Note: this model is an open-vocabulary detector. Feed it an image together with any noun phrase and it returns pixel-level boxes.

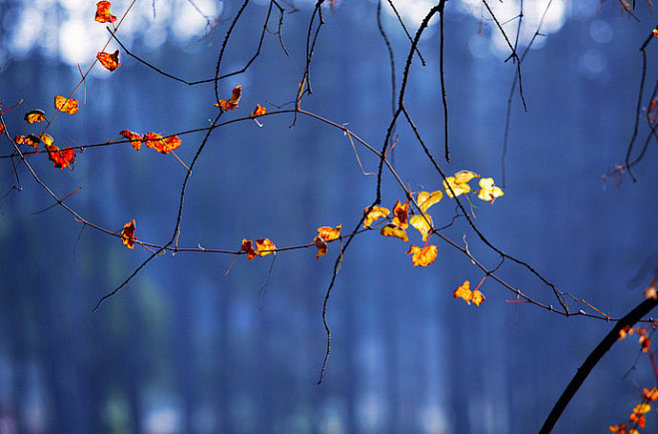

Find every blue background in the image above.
[1,1,657,432]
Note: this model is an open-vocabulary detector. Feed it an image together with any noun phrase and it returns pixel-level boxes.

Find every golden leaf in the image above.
[405,244,437,267]
[363,206,390,227]
[317,224,341,242]
[97,50,120,72]
[24,109,46,124]
[380,223,409,242]
[409,214,433,242]
[256,238,276,257]
[54,96,79,114]
[477,177,504,203]
[417,190,443,212]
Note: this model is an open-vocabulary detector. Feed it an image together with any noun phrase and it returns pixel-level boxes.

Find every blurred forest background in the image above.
[0,0,657,432]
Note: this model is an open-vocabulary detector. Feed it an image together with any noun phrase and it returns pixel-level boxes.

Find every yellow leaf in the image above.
[443,170,479,198]
[454,170,479,184]
[477,177,504,203]
[256,238,276,257]
[634,403,651,415]
[363,206,390,227]
[38,133,54,146]
[405,244,437,267]
[417,190,443,212]
[409,214,433,241]
[317,224,341,242]
[380,223,409,242]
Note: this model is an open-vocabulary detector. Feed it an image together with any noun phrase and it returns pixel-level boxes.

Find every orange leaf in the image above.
[143,132,182,154]
[619,325,631,340]
[120,129,144,151]
[46,144,75,169]
[453,280,472,304]
[54,96,79,114]
[471,289,485,306]
[256,238,276,257]
[630,413,645,428]
[97,50,120,72]
[314,236,328,259]
[21,134,41,149]
[363,205,390,227]
[405,244,437,267]
[24,109,46,123]
[241,239,258,260]
[251,104,266,117]
[317,224,341,242]
[214,85,242,111]
[643,387,658,401]
[380,223,409,242]
[392,200,409,229]
[120,219,137,249]
[95,1,117,23]
[633,403,651,415]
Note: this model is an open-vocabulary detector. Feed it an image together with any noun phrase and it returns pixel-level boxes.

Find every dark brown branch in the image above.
[540,296,658,433]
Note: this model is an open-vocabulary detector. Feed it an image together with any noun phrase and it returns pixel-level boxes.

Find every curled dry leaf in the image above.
[380,223,409,242]
[215,85,242,111]
[16,134,41,149]
[251,104,266,117]
[97,50,120,72]
[54,96,79,114]
[95,1,117,23]
[241,239,258,260]
[120,219,137,249]
[314,236,328,259]
[405,244,437,267]
[363,205,390,227]
[24,109,46,124]
[392,200,409,229]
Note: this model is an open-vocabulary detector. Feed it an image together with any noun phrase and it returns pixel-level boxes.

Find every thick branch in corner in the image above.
[540,294,658,433]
